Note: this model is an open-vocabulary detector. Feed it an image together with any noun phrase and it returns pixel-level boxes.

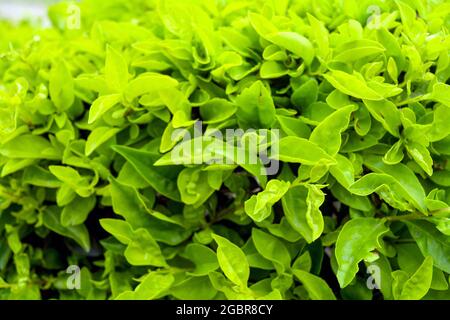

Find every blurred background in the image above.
[0,0,61,25]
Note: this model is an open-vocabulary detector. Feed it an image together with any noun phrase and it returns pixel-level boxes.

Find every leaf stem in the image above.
[209,203,244,225]
[385,213,426,221]
[395,94,428,107]
[385,207,450,222]
[431,207,450,217]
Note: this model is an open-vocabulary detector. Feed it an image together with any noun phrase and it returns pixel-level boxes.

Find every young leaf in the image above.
[293,269,336,300]
[407,221,450,274]
[112,145,181,201]
[309,104,358,156]
[395,256,433,300]
[125,73,178,101]
[251,228,291,273]
[324,70,383,101]
[43,206,90,251]
[49,60,74,110]
[105,45,128,92]
[212,234,249,288]
[244,179,290,222]
[88,94,122,124]
[133,272,174,300]
[272,136,336,165]
[61,195,96,227]
[281,184,325,243]
[182,243,219,276]
[266,32,314,65]
[85,126,121,156]
[335,218,389,288]
[235,80,276,129]
[125,229,166,267]
[0,135,61,160]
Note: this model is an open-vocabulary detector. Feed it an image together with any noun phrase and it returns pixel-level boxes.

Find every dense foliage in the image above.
[0,0,449,300]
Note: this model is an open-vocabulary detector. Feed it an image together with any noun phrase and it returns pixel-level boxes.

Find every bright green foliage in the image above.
[0,0,449,301]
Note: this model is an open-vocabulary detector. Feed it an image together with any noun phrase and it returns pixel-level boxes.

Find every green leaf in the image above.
[430,82,450,107]
[133,272,174,300]
[112,145,181,201]
[61,195,96,227]
[276,115,311,138]
[0,135,61,160]
[99,218,134,244]
[430,170,450,187]
[266,32,314,65]
[248,12,278,39]
[307,13,329,59]
[251,228,291,273]
[1,158,36,177]
[212,234,249,288]
[335,218,389,288]
[178,167,215,207]
[329,154,355,188]
[105,45,128,92]
[349,173,417,212]
[109,177,152,228]
[110,177,191,245]
[100,219,166,267]
[281,184,325,243]
[363,99,401,137]
[293,269,337,300]
[310,104,357,156]
[244,179,290,222]
[43,206,90,251]
[291,79,318,109]
[182,243,219,276]
[85,126,121,156]
[407,221,450,273]
[23,166,62,188]
[49,60,74,110]
[330,183,373,212]
[273,136,336,165]
[154,136,268,187]
[49,165,93,197]
[395,256,433,300]
[125,73,178,101]
[88,94,122,124]
[125,228,166,266]
[333,39,385,63]
[427,104,450,142]
[260,60,288,79]
[384,140,404,164]
[242,239,274,270]
[405,141,433,176]
[199,98,237,124]
[324,70,383,100]
[235,81,276,129]
[171,276,217,300]
[366,254,393,299]
[364,155,427,213]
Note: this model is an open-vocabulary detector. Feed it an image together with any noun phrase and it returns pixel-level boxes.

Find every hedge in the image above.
[0,0,449,300]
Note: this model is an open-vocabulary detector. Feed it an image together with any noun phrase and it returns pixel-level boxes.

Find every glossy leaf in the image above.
[293,269,336,300]
[335,218,389,288]
[213,234,249,288]
[282,184,325,243]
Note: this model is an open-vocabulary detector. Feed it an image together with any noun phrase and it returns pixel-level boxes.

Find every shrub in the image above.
[0,0,449,300]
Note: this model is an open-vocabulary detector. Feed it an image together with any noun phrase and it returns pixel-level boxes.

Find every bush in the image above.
[0,0,449,300]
